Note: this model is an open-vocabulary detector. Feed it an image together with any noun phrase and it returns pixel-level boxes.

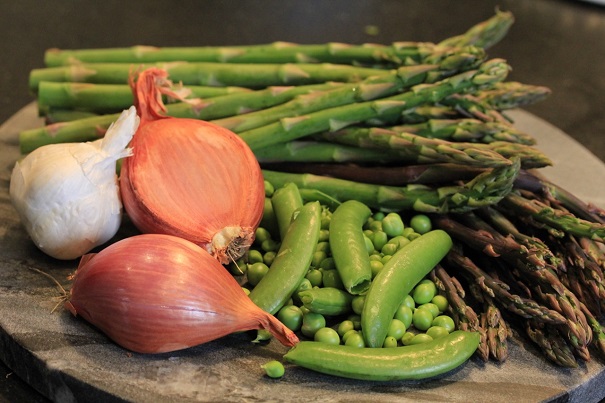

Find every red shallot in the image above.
[64,233,299,354]
[119,68,265,265]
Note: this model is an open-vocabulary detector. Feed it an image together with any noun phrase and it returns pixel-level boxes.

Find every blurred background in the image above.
[0,0,604,401]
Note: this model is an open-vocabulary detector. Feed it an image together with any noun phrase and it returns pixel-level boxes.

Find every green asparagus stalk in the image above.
[388,118,536,145]
[213,46,487,132]
[438,9,515,49]
[20,82,340,153]
[42,11,511,67]
[37,81,252,114]
[262,158,519,213]
[259,159,486,186]
[322,126,550,168]
[475,81,551,110]
[439,93,512,123]
[501,191,605,241]
[28,61,392,92]
[239,59,511,151]
[44,109,99,123]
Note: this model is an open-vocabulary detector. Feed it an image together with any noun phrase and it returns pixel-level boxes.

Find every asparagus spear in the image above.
[239,59,511,151]
[524,320,578,368]
[213,46,487,132]
[259,159,486,186]
[42,11,513,66]
[501,191,605,241]
[388,118,536,145]
[475,81,551,110]
[262,158,519,213]
[28,61,393,92]
[322,127,550,168]
[37,81,252,114]
[20,82,340,153]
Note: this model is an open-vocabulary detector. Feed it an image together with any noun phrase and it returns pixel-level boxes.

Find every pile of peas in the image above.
[231,195,457,352]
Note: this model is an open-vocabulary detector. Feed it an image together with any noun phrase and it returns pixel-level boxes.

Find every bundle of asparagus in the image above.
[18,9,605,367]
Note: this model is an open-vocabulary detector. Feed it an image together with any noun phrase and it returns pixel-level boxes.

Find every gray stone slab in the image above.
[1,104,605,402]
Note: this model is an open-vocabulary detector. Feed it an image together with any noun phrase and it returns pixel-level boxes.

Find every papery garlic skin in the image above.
[9,106,139,260]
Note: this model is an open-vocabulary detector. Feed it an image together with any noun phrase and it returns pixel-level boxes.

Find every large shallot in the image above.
[65,233,299,354]
[119,68,265,264]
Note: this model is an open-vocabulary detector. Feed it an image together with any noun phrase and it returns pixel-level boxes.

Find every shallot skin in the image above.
[120,68,265,265]
[65,234,298,354]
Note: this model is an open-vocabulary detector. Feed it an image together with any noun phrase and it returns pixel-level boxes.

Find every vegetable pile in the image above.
[10,9,605,383]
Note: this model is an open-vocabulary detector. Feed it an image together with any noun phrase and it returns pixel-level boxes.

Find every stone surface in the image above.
[1,104,605,402]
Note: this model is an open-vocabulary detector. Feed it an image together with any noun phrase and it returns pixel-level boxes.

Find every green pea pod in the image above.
[361,229,452,348]
[329,200,373,295]
[249,201,322,315]
[284,330,479,381]
[271,182,304,241]
[298,287,353,316]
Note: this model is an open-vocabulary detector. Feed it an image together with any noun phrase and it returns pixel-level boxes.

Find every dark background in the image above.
[1,0,604,401]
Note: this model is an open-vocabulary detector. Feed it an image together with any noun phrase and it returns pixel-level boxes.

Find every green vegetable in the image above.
[314,327,341,345]
[329,200,373,295]
[249,201,322,315]
[298,287,353,316]
[361,230,453,348]
[301,312,327,338]
[284,330,480,381]
[261,360,285,379]
[271,182,304,241]
[276,305,304,331]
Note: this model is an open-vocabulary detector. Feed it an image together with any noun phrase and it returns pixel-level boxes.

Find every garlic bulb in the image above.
[9,106,139,260]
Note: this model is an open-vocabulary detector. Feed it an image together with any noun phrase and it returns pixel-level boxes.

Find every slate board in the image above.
[1,104,605,403]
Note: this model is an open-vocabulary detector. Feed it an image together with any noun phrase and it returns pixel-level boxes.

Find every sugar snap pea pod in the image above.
[284,330,479,381]
[298,287,353,316]
[329,200,373,295]
[362,229,453,348]
[271,182,304,241]
[249,201,322,315]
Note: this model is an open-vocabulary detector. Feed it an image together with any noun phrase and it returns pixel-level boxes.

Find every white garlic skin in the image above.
[9,107,139,260]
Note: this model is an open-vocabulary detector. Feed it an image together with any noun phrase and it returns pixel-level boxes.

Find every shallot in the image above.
[9,107,139,259]
[119,68,265,264]
[64,233,299,354]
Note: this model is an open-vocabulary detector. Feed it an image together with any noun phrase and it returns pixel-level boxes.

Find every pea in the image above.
[301,312,326,338]
[311,251,327,268]
[363,235,375,254]
[318,229,330,242]
[382,213,404,237]
[337,320,355,337]
[412,281,437,305]
[417,302,440,318]
[264,181,275,197]
[367,220,383,232]
[408,232,422,241]
[402,295,415,310]
[432,315,456,333]
[369,253,382,262]
[319,257,336,271]
[401,331,415,346]
[342,329,359,344]
[387,235,410,250]
[255,227,272,245]
[247,249,264,264]
[322,269,344,289]
[228,258,247,276]
[412,308,434,331]
[372,211,385,221]
[351,295,365,315]
[383,336,398,348]
[314,327,341,345]
[380,255,392,265]
[380,242,398,256]
[347,314,361,330]
[315,241,330,253]
[277,305,303,331]
[261,238,279,252]
[394,305,413,329]
[431,295,449,313]
[261,360,285,379]
[344,332,366,348]
[410,214,432,234]
[371,231,388,251]
[263,251,276,266]
[407,333,433,345]
[253,329,272,343]
[306,268,323,287]
[370,260,383,278]
[426,325,450,340]
[247,262,269,287]
[387,319,406,340]
[242,287,250,296]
